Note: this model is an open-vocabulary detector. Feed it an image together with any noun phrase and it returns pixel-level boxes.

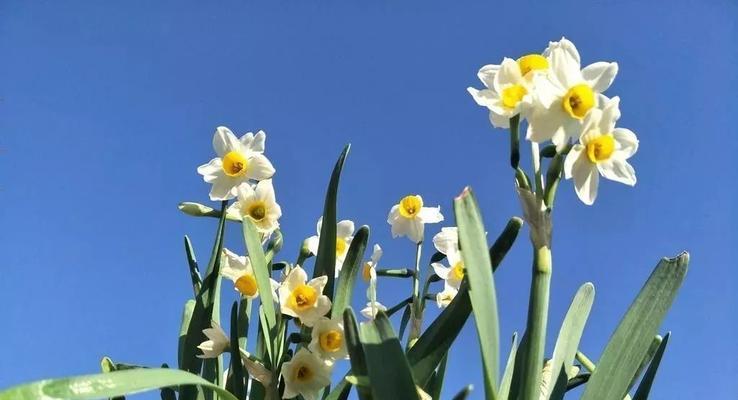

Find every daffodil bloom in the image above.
[220,248,259,299]
[387,195,444,243]
[467,54,550,128]
[197,127,275,201]
[527,38,618,147]
[281,348,332,400]
[226,180,282,235]
[308,317,348,363]
[362,244,382,282]
[306,217,355,277]
[277,265,331,327]
[197,321,229,359]
[564,97,638,205]
[431,227,464,288]
[435,285,459,308]
[360,265,387,320]
[360,301,388,320]
[239,349,272,386]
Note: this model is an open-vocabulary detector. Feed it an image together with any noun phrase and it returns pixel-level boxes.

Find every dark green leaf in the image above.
[226,302,246,399]
[633,333,671,400]
[451,385,474,400]
[243,219,278,362]
[343,308,371,400]
[332,226,369,319]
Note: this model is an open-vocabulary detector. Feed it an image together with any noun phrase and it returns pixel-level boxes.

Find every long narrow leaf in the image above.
[498,333,518,400]
[626,335,663,395]
[454,187,499,400]
[342,308,371,400]
[226,302,246,399]
[332,226,369,319]
[452,385,474,400]
[632,333,671,400]
[178,299,196,370]
[0,369,239,400]
[581,253,689,400]
[243,219,277,361]
[184,235,202,295]
[314,145,350,300]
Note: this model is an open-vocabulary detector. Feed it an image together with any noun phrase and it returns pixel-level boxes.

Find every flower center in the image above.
[362,263,373,282]
[222,151,248,177]
[517,54,549,76]
[562,84,595,119]
[319,329,343,353]
[288,284,318,312]
[586,134,616,163]
[246,201,267,221]
[501,84,528,109]
[451,261,465,281]
[295,364,313,383]
[398,195,423,219]
[235,274,258,297]
[336,237,348,257]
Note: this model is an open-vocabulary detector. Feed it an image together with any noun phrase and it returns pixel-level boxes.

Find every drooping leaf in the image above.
[0,368,240,400]
[498,333,518,400]
[547,283,595,400]
[360,312,420,400]
[633,333,671,400]
[581,253,689,400]
[454,187,499,400]
[332,226,369,319]
[314,144,351,300]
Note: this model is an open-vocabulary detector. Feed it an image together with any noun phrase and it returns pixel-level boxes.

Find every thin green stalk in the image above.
[531,142,544,200]
[520,245,552,400]
[576,351,596,373]
[509,115,521,169]
[407,241,424,347]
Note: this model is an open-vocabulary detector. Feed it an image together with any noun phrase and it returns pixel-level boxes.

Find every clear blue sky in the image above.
[1,1,736,399]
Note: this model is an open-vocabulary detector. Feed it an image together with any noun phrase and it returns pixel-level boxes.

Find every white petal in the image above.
[418,206,444,223]
[245,154,275,181]
[489,109,511,129]
[209,177,238,201]
[563,145,585,179]
[197,158,223,182]
[598,157,636,186]
[571,158,599,205]
[526,106,566,144]
[582,62,618,93]
[308,276,328,295]
[406,219,425,243]
[431,262,451,280]
[254,179,276,203]
[306,235,320,256]
[492,58,522,93]
[285,266,308,290]
[336,220,355,238]
[468,87,498,108]
[370,244,383,264]
[598,96,621,133]
[477,64,500,87]
[612,128,639,158]
[213,126,240,157]
[432,227,458,255]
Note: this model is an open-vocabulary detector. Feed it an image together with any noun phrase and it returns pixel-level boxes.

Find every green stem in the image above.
[509,114,521,169]
[376,268,414,278]
[407,241,423,347]
[576,351,596,373]
[520,245,552,400]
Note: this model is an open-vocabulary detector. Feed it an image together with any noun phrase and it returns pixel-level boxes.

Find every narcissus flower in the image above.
[527,38,618,147]
[306,217,355,277]
[430,227,463,307]
[197,127,275,201]
[362,244,383,282]
[197,321,229,359]
[360,301,388,320]
[387,195,444,243]
[281,348,332,400]
[361,264,387,320]
[564,97,638,205]
[468,54,550,128]
[277,266,331,327]
[435,286,459,309]
[220,248,259,299]
[226,180,282,235]
[308,317,348,363]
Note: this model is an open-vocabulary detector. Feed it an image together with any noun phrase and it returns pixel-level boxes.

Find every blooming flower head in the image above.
[306,217,355,277]
[387,195,444,243]
[197,321,229,359]
[360,263,387,320]
[197,127,275,201]
[308,317,349,363]
[468,53,551,128]
[362,244,383,282]
[430,227,464,307]
[436,285,459,309]
[277,266,331,327]
[281,348,332,400]
[564,96,638,205]
[220,248,259,299]
[226,180,282,235]
[527,38,619,147]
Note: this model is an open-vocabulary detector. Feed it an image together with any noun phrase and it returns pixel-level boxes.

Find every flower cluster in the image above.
[468,37,638,205]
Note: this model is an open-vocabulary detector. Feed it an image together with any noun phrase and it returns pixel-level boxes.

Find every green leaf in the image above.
[451,385,474,400]
[0,368,240,400]
[489,217,524,269]
[243,219,278,362]
[547,283,595,400]
[361,312,420,400]
[332,226,369,319]
[184,235,202,295]
[238,298,252,350]
[498,333,518,400]
[424,352,448,400]
[314,144,351,299]
[343,308,371,400]
[178,299,196,369]
[633,333,671,400]
[226,302,246,399]
[626,334,662,395]
[398,304,412,341]
[454,187,499,400]
[581,253,689,400]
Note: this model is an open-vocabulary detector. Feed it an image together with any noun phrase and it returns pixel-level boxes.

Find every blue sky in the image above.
[1,1,736,399]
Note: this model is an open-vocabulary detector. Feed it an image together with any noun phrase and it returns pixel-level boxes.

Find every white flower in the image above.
[563,96,638,205]
[435,285,459,308]
[361,244,383,282]
[239,349,273,386]
[306,217,355,277]
[527,38,618,147]
[361,263,387,320]
[387,195,444,243]
[197,321,229,359]
[308,317,349,363]
[220,248,259,299]
[281,348,332,400]
[430,227,464,292]
[276,266,332,327]
[226,180,282,235]
[360,301,388,320]
[468,54,550,128]
[197,127,276,201]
